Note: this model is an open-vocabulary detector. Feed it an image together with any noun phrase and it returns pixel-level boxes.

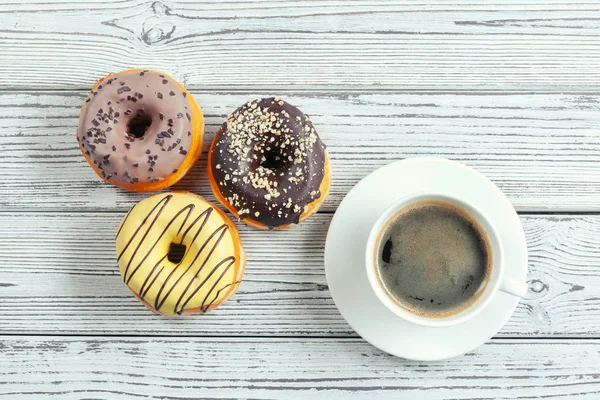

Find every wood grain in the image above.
[1,91,599,212]
[1,212,598,337]
[2,1,599,397]
[1,1,600,90]
[1,337,599,399]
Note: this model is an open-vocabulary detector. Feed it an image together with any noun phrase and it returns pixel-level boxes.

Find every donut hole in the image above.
[127,110,152,138]
[167,242,187,264]
[260,148,286,170]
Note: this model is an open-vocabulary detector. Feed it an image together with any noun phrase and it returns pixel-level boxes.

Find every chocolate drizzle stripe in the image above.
[178,256,236,314]
[116,203,136,239]
[125,203,195,285]
[200,279,241,313]
[142,265,167,300]
[179,207,213,244]
[153,208,214,310]
[139,254,168,299]
[193,225,229,280]
[176,203,195,236]
[171,225,229,313]
[118,195,172,264]
[157,222,228,312]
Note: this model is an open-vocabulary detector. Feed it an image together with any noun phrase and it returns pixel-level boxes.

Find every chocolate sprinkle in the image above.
[77,70,195,185]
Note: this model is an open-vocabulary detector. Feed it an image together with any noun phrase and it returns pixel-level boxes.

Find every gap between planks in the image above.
[0,333,599,340]
[3,87,600,95]
[1,210,600,215]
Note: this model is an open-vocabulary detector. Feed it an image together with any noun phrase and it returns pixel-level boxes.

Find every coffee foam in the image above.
[373,200,492,319]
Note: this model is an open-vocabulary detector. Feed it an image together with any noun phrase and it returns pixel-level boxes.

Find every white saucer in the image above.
[324,157,528,361]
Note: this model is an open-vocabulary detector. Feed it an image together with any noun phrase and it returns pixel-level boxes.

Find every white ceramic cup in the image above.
[365,192,528,328]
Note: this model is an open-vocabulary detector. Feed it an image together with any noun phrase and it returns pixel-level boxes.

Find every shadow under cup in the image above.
[365,193,525,328]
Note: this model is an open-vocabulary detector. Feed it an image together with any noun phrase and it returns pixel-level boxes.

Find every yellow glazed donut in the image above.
[115,191,246,315]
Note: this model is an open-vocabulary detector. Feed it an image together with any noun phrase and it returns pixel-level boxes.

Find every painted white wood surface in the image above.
[1,91,599,212]
[1,337,600,399]
[1,0,600,397]
[0,213,598,337]
[1,1,600,90]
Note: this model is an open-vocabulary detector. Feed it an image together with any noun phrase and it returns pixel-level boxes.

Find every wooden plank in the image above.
[1,337,599,399]
[1,1,600,90]
[1,212,598,337]
[1,91,599,212]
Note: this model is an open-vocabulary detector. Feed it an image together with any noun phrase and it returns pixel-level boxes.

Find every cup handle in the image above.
[499,276,528,298]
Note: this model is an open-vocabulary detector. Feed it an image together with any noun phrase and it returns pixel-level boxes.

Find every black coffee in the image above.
[374,200,491,318]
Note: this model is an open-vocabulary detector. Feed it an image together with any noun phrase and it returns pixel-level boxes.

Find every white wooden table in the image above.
[1,1,600,398]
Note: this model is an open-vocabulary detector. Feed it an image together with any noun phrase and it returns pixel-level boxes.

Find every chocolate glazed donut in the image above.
[208,97,331,229]
[76,69,204,192]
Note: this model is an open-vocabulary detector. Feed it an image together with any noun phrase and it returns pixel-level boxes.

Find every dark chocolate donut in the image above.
[208,97,329,229]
